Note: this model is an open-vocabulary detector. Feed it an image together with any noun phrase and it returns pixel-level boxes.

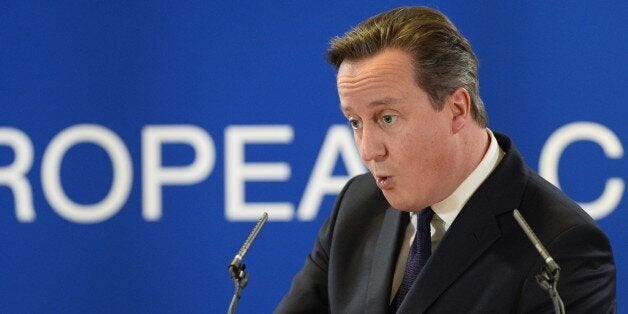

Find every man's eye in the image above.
[382,115,397,124]
[349,119,361,129]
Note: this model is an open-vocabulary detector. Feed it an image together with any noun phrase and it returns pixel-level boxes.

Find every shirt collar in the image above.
[430,129,505,229]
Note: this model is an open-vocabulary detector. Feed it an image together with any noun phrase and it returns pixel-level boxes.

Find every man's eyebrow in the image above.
[341,97,401,112]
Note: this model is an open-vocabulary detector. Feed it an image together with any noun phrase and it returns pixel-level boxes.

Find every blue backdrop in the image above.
[1,1,626,313]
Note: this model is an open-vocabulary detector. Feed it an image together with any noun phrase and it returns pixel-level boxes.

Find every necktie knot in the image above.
[417,207,434,233]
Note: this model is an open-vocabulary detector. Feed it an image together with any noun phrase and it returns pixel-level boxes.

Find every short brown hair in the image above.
[327,6,488,127]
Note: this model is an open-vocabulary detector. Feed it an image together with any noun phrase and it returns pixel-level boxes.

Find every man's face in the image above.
[338,49,459,212]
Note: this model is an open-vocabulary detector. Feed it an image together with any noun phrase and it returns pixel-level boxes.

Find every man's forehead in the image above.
[337,49,414,77]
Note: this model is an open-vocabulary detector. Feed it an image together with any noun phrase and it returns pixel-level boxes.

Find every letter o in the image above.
[42,124,132,223]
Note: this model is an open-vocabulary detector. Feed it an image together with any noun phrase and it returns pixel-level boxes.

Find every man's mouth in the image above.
[375,175,392,190]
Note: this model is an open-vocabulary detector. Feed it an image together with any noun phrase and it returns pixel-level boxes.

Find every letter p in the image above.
[142,125,215,221]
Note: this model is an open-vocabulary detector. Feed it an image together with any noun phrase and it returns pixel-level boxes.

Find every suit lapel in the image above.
[365,207,407,313]
[398,132,529,313]
[399,188,501,313]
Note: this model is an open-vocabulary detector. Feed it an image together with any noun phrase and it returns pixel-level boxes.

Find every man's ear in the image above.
[449,87,471,134]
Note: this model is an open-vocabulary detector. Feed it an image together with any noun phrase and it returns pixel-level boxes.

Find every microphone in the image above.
[229,212,269,280]
[513,209,565,314]
[227,212,269,314]
[513,209,559,275]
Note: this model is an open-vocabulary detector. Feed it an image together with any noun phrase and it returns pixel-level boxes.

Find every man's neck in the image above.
[456,124,491,188]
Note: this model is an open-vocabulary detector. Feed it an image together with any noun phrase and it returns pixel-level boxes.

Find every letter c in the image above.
[539,122,624,220]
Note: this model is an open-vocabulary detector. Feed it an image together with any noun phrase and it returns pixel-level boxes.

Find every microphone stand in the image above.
[535,265,564,314]
[513,209,565,314]
[227,212,268,314]
[227,263,248,314]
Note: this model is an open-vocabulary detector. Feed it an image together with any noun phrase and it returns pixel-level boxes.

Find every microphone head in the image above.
[229,255,244,279]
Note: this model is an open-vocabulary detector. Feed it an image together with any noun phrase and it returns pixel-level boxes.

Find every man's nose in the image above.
[359,126,386,162]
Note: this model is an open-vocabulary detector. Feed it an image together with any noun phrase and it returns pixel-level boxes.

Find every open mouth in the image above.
[375,176,392,189]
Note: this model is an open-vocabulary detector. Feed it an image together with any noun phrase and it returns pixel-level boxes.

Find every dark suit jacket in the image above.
[276,133,616,313]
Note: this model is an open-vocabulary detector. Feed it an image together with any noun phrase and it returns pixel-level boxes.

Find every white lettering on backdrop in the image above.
[539,121,624,220]
[0,122,623,222]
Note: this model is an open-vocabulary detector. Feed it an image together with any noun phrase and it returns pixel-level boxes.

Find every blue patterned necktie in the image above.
[392,207,435,312]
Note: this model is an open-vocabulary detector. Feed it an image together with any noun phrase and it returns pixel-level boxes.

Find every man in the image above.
[276,6,615,313]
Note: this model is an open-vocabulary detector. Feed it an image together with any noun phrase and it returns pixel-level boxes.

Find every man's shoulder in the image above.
[492,131,596,227]
[489,132,602,242]
[523,171,595,223]
[517,170,603,248]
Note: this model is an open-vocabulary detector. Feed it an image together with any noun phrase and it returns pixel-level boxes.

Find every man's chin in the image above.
[383,195,423,213]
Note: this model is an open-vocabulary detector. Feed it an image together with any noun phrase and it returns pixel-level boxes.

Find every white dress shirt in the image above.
[390,129,505,302]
